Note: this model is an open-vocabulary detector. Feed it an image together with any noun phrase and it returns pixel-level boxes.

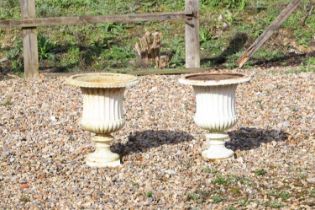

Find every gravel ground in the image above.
[0,67,314,209]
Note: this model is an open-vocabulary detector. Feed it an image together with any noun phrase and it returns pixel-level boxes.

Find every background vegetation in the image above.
[0,0,314,73]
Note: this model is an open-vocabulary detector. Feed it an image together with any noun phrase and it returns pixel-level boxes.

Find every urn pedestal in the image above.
[67,73,138,167]
[179,73,251,160]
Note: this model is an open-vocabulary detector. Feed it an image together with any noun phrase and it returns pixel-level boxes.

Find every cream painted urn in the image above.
[179,72,251,160]
[67,73,138,167]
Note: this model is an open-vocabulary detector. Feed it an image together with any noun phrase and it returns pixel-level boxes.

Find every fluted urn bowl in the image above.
[179,72,251,160]
[67,73,138,167]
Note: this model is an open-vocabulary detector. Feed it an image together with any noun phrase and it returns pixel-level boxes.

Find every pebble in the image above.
[307,177,315,184]
[0,67,314,209]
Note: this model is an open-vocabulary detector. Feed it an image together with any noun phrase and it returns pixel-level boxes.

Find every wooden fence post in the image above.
[20,0,39,79]
[185,0,200,68]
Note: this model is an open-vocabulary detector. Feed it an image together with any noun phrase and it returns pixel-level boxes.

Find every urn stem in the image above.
[85,134,121,167]
[93,134,112,150]
[202,133,234,160]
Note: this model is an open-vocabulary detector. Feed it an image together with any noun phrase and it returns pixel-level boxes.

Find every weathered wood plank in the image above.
[237,0,301,68]
[20,0,39,79]
[43,68,211,78]
[185,0,200,68]
[0,12,191,28]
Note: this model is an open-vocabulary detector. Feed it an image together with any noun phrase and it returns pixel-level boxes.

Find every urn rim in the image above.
[179,72,252,86]
[66,73,138,88]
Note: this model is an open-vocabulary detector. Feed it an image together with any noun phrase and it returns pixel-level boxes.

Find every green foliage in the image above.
[100,46,134,68]
[212,174,247,186]
[202,0,248,10]
[5,40,23,73]
[101,23,126,36]
[187,192,201,202]
[202,166,219,174]
[265,200,284,209]
[254,50,285,61]
[211,195,224,203]
[254,169,267,176]
[146,191,153,198]
[213,175,231,186]
[212,174,253,189]
[135,0,184,12]
[60,46,80,67]
[0,0,20,19]
[279,191,290,201]
[268,190,290,201]
[102,46,133,60]
[298,57,315,73]
[305,56,315,64]
[0,96,13,107]
[238,199,250,206]
[200,27,212,45]
[38,34,56,60]
[1,0,314,72]
[284,5,315,47]
[169,37,185,68]
[186,190,211,203]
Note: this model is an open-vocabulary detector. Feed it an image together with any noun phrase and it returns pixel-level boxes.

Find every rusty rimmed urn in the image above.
[67,73,138,167]
[179,72,251,160]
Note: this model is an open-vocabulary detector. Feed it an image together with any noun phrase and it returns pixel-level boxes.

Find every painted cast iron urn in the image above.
[179,72,251,160]
[67,73,138,167]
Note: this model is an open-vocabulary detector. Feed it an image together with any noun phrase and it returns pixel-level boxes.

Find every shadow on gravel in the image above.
[226,127,289,151]
[111,130,194,157]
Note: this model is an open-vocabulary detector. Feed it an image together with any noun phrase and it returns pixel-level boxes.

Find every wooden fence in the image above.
[0,0,200,79]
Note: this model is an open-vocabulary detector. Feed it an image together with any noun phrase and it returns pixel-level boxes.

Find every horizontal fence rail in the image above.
[0,12,194,28]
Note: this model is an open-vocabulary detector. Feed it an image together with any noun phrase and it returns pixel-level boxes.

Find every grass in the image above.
[211,194,224,204]
[187,190,211,203]
[146,191,153,198]
[0,96,13,107]
[212,175,232,186]
[212,174,252,187]
[301,56,315,72]
[184,171,309,208]
[254,168,267,176]
[186,173,253,205]
[187,192,202,202]
[265,200,284,209]
[0,0,314,73]
[202,166,219,174]
[238,199,250,206]
[268,190,291,201]
[286,56,315,73]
